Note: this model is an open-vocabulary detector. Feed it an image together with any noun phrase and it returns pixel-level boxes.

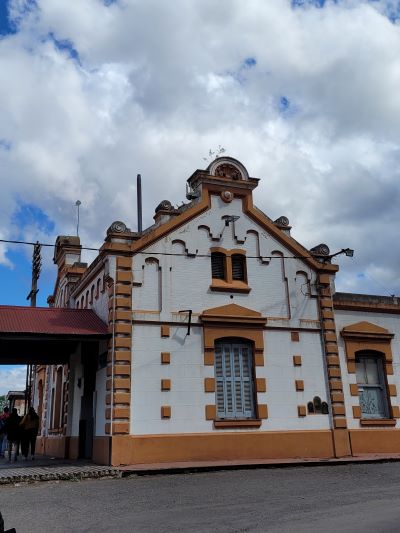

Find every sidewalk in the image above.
[2,453,400,484]
[0,455,120,484]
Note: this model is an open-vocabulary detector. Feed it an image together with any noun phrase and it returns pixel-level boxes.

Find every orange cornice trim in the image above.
[341,321,394,341]
[334,301,400,314]
[130,189,211,254]
[98,181,337,276]
[242,193,338,273]
[200,303,267,326]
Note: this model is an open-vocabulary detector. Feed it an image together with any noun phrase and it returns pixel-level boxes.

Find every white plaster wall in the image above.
[130,193,328,436]
[131,324,330,435]
[132,196,319,325]
[94,367,107,436]
[264,330,330,430]
[335,309,400,429]
[131,324,214,434]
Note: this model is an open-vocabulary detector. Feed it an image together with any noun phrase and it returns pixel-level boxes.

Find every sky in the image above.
[1,0,400,393]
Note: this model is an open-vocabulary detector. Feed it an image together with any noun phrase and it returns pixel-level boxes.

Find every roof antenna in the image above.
[75,200,81,237]
[137,174,143,233]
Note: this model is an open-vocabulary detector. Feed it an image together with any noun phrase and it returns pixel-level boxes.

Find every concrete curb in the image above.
[0,465,121,485]
[119,455,400,477]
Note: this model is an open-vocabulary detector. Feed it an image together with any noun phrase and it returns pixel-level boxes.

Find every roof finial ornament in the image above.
[202,145,226,162]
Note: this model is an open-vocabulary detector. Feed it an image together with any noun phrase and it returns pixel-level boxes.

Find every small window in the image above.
[211,252,226,280]
[307,401,314,414]
[231,254,246,281]
[96,279,101,299]
[356,354,389,419]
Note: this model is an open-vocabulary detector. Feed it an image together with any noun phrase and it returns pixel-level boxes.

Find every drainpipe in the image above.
[110,275,116,445]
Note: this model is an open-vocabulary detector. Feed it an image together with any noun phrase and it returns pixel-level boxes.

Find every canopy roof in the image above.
[0,306,109,364]
[0,306,108,336]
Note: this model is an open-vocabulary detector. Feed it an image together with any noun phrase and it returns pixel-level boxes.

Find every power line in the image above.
[0,237,324,260]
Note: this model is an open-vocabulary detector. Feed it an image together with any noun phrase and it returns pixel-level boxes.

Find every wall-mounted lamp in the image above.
[310,244,354,263]
[329,248,354,260]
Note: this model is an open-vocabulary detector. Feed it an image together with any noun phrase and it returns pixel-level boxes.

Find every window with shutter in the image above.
[355,354,389,419]
[215,340,255,419]
[231,254,246,281]
[211,252,226,279]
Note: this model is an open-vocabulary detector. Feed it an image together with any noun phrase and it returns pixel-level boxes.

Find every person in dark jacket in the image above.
[20,407,40,460]
[5,409,21,462]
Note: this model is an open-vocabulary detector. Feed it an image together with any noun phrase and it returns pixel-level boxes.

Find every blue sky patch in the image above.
[0,139,12,150]
[243,57,257,68]
[0,0,16,36]
[279,96,290,112]
[0,245,54,306]
[227,57,257,85]
[12,203,55,235]
[48,32,81,63]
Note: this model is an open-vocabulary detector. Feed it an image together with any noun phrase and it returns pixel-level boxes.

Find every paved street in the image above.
[2,462,400,532]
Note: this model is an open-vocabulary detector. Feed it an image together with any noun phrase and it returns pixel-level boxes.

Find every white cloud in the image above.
[0,366,27,396]
[0,0,399,297]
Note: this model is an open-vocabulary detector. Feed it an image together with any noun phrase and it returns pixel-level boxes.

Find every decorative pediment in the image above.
[341,321,393,340]
[200,304,267,326]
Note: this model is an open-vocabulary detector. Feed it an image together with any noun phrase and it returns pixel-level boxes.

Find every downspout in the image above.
[110,275,116,446]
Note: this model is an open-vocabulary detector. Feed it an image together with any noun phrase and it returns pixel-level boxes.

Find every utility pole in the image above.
[25,241,42,412]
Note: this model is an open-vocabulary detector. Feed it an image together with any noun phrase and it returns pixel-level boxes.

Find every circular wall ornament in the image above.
[109,221,127,233]
[221,190,233,203]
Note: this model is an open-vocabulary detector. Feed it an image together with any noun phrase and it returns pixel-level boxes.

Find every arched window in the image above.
[52,367,63,429]
[214,339,255,419]
[211,252,226,280]
[96,278,101,299]
[356,353,389,419]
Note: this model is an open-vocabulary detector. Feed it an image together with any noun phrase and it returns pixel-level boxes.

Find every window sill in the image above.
[210,280,251,293]
[360,419,396,427]
[213,419,262,429]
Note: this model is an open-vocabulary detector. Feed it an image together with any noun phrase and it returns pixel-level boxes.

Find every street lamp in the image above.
[310,244,354,263]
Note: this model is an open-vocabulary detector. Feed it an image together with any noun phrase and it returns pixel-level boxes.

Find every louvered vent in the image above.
[211,252,225,279]
[232,254,246,281]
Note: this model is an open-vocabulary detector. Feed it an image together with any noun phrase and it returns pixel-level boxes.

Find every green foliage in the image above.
[0,395,6,411]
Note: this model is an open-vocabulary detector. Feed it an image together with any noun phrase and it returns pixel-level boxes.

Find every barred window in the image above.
[211,252,226,279]
[215,340,255,419]
[232,254,246,281]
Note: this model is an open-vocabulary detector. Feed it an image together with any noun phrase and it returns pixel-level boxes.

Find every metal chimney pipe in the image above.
[137,173,142,233]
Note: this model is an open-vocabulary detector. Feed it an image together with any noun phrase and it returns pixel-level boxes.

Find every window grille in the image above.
[211,252,226,279]
[215,341,255,419]
[231,254,246,281]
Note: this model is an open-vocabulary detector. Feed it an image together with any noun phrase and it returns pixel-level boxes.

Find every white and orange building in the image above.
[31,156,400,466]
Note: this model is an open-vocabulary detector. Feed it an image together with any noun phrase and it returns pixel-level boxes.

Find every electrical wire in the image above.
[0,237,324,260]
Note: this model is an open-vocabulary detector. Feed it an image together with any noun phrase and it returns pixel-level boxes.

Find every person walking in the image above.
[5,408,21,462]
[0,407,10,458]
[20,407,40,460]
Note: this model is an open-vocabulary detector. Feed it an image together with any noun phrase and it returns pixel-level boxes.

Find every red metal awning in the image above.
[0,305,109,336]
[0,306,109,364]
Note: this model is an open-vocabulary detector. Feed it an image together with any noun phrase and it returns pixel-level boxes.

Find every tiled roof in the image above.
[0,306,109,336]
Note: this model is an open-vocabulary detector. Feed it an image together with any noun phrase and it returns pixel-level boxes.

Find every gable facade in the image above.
[32,157,400,465]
